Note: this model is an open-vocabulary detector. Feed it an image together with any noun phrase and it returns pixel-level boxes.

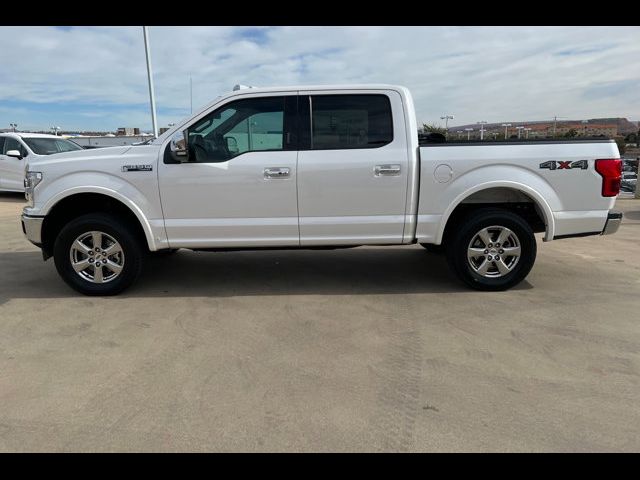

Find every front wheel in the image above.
[445,208,537,291]
[53,213,143,296]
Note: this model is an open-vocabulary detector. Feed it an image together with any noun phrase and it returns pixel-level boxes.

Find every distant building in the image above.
[69,134,154,148]
[555,123,617,138]
[450,117,632,140]
[117,127,138,136]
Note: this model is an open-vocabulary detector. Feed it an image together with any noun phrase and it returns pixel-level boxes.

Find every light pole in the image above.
[51,126,60,136]
[143,26,158,138]
[477,121,487,140]
[9,123,17,132]
[582,120,588,137]
[516,126,525,139]
[524,127,532,139]
[552,115,566,137]
[440,114,454,136]
[501,123,511,140]
[465,128,473,141]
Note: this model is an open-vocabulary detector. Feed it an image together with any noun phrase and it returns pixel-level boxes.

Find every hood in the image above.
[27,144,161,169]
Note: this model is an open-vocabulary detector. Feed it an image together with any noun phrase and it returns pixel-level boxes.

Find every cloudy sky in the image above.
[1,26,639,132]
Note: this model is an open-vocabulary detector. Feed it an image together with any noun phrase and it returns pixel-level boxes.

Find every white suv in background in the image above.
[0,132,84,192]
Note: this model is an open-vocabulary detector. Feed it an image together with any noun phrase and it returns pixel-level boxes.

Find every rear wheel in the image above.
[53,213,143,295]
[445,208,536,291]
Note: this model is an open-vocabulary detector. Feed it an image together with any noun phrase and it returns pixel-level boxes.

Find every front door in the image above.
[158,94,300,248]
[296,91,410,245]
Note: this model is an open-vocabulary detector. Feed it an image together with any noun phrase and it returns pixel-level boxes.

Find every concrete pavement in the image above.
[0,192,638,451]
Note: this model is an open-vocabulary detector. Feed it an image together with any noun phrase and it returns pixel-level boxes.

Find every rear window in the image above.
[23,137,83,155]
[310,94,393,150]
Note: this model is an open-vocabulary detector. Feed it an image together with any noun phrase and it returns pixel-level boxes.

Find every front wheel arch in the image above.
[41,192,150,259]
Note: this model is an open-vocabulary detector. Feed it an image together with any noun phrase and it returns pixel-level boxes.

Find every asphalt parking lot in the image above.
[0,192,638,452]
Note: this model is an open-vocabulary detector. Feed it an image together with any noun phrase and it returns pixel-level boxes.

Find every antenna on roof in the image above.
[233,84,255,91]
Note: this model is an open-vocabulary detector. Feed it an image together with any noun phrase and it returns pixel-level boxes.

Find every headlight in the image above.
[24,171,43,205]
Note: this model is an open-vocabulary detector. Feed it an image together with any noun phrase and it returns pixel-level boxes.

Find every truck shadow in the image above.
[0,192,26,203]
[623,209,640,221]
[0,247,533,303]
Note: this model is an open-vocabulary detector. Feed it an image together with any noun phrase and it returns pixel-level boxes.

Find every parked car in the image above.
[0,132,83,192]
[20,84,623,295]
[621,172,637,192]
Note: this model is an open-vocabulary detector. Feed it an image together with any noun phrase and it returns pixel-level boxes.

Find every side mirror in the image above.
[225,136,239,154]
[6,149,22,159]
[169,130,188,162]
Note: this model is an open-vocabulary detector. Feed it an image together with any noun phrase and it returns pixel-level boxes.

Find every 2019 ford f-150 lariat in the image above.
[20,84,623,295]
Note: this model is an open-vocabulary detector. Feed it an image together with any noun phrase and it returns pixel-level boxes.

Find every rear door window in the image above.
[309,94,393,150]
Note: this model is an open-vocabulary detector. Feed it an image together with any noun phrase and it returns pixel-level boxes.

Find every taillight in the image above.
[595,159,622,197]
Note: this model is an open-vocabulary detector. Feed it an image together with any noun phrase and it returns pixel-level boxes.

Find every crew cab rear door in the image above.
[296,90,409,245]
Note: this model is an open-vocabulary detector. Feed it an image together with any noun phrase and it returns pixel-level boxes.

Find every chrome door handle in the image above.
[264,167,290,179]
[374,164,401,176]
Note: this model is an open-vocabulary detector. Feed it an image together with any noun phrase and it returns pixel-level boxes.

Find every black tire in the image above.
[420,243,445,254]
[53,213,144,296]
[445,208,537,291]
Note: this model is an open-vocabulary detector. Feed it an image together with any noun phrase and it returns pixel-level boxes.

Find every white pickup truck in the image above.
[20,84,623,295]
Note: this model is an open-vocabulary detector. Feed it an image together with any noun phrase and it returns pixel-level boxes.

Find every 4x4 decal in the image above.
[539,160,588,170]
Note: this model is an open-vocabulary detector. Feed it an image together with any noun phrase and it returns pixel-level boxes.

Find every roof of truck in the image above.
[227,84,407,93]
[152,84,412,145]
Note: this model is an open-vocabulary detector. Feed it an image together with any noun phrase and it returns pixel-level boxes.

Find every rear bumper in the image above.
[21,214,44,247]
[602,211,622,235]
[552,210,622,240]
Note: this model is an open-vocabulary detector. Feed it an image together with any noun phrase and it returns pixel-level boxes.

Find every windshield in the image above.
[23,137,83,155]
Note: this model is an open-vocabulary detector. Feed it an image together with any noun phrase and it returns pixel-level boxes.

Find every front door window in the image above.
[179,96,286,163]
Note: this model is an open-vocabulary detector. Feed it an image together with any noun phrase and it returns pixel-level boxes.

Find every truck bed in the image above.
[413,138,620,244]
[418,135,617,147]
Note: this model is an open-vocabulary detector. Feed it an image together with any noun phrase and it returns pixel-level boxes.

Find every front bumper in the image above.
[21,214,44,246]
[602,211,623,235]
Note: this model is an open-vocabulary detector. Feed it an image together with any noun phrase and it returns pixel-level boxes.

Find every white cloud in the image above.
[0,26,639,131]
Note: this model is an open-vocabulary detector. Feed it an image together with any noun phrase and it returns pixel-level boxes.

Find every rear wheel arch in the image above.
[438,185,554,246]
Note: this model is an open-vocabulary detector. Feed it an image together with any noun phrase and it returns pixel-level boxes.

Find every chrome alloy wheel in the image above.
[69,231,125,283]
[466,226,521,278]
